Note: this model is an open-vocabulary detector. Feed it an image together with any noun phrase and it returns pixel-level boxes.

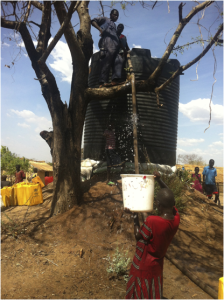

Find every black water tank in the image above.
[84,48,180,165]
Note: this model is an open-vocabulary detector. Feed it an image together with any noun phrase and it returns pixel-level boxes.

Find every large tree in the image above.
[1,1,223,216]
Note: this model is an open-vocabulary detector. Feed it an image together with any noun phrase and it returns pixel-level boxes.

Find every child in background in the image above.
[192,167,203,193]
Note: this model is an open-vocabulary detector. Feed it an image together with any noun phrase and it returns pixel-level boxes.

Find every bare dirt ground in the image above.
[1,174,223,299]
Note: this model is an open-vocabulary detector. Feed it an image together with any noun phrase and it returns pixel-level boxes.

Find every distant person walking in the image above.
[192,167,203,193]
[202,159,220,205]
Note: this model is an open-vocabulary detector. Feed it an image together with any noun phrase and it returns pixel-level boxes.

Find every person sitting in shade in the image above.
[202,159,220,205]
[15,165,26,184]
[192,167,203,193]
[124,171,180,299]
[91,9,122,87]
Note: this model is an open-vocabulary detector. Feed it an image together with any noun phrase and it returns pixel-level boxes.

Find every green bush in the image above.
[154,172,190,213]
[106,246,131,282]
[142,169,191,214]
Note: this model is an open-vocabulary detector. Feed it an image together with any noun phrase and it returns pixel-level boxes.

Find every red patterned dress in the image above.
[126,207,180,299]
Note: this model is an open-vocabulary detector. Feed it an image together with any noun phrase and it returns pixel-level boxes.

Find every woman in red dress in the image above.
[192,167,203,193]
[124,171,180,299]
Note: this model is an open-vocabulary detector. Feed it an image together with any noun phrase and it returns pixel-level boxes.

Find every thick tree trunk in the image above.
[51,146,82,216]
[48,98,85,217]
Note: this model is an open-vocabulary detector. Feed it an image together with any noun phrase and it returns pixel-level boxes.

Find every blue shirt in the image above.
[92,17,119,51]
[202,166,217,185]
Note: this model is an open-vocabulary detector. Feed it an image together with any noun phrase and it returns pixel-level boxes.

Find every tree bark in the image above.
[50,110,83,216]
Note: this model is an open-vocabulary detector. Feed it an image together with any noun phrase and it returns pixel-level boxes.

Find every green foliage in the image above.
[106,246,131,282]
[1,146,30,176]
[155,171,191,213]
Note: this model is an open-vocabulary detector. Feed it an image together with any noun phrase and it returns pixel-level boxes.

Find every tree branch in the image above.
[1,16,63,116]
[40,131,54,156]
[173,40,209,51]
[23,1,31,24]
[36,2,51,56]
[99,1,104,16]
[155,24,223,95]
[173,38,221,51]
[54,1,85,67]
[178,2,185,23]
[1,18,38,62]
[148,1,214,82]
[28,20,41,28]
[38,1,77,64]
[152,1,158,10]
[1,0,18,4]
[76,1,93,62]
[31,1,43,11]
[85,79,156,102]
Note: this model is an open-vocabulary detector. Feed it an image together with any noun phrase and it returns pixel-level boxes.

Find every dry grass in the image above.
[176,164,223,183]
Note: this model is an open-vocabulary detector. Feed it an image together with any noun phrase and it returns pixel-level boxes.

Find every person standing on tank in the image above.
[124,171,180,299]
[91,9,121,87]
[114,23,130,81]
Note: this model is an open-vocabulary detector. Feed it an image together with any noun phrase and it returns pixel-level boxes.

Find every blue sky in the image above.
[1,1,223,166]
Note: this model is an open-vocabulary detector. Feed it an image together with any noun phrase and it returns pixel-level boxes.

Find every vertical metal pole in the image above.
[127,53,139,174]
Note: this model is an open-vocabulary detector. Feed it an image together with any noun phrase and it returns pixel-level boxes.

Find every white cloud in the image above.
[11,109,35,119]
[18,40,37,48]
[177,138,204,146]
[192,147,222,156]
[49,40,100,81]
[177,147,187,153]
[6,113,11,117]
[212,141,223,146]
[18,123,30,128]
[132,44,142,48]
[1,42,10,47]
[179,98,223,124]
[219,133,223,136]
[11,109,52,133]
[48,38,72,83]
